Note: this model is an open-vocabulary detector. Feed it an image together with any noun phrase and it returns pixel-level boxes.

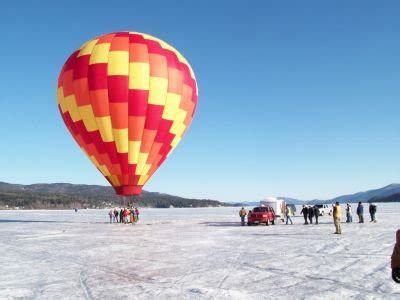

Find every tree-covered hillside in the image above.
[0,182,228,209]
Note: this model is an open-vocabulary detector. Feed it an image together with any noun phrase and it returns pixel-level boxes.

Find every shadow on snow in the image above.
[199,221,242,227]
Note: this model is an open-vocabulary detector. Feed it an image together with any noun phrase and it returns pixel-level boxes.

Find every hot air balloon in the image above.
[57,32,198,196]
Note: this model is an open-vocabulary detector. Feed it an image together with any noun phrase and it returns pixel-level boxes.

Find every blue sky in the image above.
[0,1,399,202]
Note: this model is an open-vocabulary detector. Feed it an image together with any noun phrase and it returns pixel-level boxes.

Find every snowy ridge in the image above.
[234,184,400,206]
[309,184,400,204]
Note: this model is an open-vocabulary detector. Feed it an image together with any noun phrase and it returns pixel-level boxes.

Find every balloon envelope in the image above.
[57,32,198,196]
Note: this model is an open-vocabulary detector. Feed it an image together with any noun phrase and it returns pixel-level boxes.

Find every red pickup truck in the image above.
[248,206,276,226]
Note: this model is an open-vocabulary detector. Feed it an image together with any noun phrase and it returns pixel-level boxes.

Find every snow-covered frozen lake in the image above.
[1,204,399,299]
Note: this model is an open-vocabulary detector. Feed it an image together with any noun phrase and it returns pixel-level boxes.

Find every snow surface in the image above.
[0,204,399,299]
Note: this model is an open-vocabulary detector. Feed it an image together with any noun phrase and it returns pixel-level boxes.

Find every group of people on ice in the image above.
[108,207,140,224]
[301,202,377,234]
[239,201,378,235]
[299,205,321,225]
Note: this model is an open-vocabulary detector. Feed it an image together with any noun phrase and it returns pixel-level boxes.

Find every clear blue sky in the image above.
[0,1,399,202]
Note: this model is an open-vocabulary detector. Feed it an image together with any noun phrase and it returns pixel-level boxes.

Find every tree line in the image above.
[0,190,229,209]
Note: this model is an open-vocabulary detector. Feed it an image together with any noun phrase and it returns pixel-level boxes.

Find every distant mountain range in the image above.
[236,184,400,206]
[0,182,228,209]
[306,184,400,204]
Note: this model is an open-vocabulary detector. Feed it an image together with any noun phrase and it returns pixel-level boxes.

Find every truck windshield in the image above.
[253,207,267,212]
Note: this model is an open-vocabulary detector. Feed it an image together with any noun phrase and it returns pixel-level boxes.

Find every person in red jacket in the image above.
[392,230,400,283]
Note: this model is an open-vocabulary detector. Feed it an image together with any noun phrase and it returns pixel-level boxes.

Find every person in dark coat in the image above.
[369,203,377,222]
[135,207,140,222]
[119,208,124,223]
[392,230,400,283]
[356,202,364,223]
[113,209,119,223]
[308,206,314,224]
[300,205,309,225]
[314,206,320,224]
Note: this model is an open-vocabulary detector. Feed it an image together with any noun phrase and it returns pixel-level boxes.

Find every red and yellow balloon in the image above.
[57,32,198,196]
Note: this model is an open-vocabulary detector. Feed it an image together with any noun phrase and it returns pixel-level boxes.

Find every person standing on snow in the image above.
[300,205,309,225]
[135,207,140,222]
[119,208,124,223]
[333,202,342,234]
[345,203,353,223]
[356,202,364,223]
[314,206,320,225]
[285,205,293,225]
[108,209,113,223]
[130,208,135,224]
[391,230,400,283]
[308,206,314,224]
[122,208,127,224]
[239,207,247,226]
[280,202,286,223]
[124,208,130,224]
[369,203,377,222]
[113,208,119,223]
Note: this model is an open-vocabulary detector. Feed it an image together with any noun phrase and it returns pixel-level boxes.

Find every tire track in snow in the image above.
[79,271,93,300]
[217,274,229,289]
[241,261,383,296]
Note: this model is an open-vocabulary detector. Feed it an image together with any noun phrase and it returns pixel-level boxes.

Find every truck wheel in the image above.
[272,220,275,225]
[247,222,252,226]
[266,221,269,226]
